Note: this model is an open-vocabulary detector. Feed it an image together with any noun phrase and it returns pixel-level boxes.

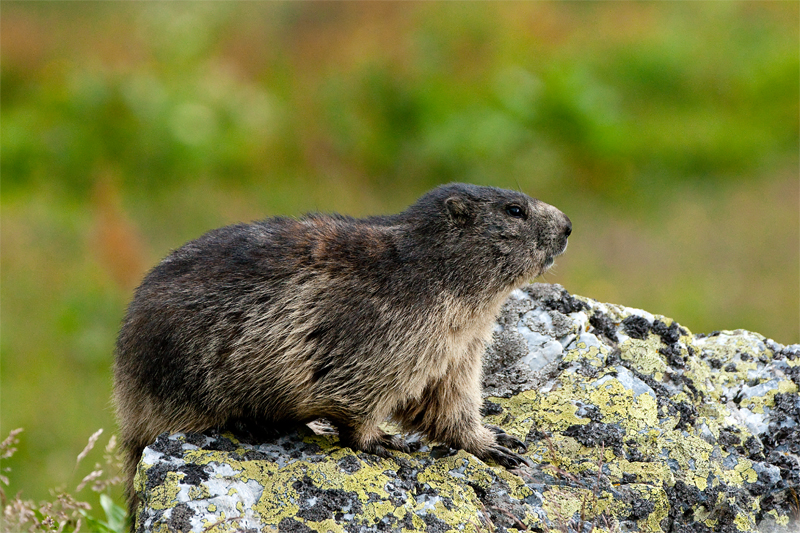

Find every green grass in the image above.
[1,1,798,510]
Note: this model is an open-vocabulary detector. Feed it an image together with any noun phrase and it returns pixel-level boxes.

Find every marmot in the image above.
[114,183,571,513]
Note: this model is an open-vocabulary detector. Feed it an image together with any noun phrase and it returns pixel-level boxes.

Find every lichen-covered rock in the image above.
[134,284,799,533]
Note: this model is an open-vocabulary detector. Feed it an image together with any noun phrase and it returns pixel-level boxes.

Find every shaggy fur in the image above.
[114,183,571,518]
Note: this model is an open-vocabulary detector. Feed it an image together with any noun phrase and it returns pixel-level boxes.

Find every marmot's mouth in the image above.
[557,237,569,256]
[542,238,568,271]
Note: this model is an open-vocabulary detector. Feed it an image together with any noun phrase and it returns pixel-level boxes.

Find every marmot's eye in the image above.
[505,204,525,219]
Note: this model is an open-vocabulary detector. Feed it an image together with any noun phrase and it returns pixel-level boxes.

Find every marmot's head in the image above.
[403,183,571,291]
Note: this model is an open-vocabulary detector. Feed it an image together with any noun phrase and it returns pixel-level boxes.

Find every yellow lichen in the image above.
[719,456,757,486]
[145,471,183,510]
[149,523,172,533]
[363,500,404,526]
[605,458,673,487]
[778,379,800,395]
[540,486,622,529]
[187,485,209,501]
[620,338,667,376]
[630,484,670,532]
[495,467,534,500]
[563,344,608,367]
[773,512,790,526]
[586,375,659,429]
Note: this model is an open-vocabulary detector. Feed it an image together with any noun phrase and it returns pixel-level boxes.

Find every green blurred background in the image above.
[1,1,798,509]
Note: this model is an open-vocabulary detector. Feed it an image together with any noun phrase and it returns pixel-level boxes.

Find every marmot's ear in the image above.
[445,195,472,225]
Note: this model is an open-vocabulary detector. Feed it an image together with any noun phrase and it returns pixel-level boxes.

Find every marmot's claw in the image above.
[431,445,458,459]
[373,444,393,459]
[364,436,412,457]
[484,444,532,469]
[346,431,412,457]
[485,425,527,452]
[381,433,411,454]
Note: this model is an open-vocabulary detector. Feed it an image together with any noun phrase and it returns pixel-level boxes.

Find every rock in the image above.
[133,284,799,533]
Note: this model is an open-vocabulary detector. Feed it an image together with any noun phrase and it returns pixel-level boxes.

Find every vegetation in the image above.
[1,429,125,533]
[1,1,797,517]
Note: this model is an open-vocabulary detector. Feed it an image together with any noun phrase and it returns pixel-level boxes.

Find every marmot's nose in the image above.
[563,217,572,238]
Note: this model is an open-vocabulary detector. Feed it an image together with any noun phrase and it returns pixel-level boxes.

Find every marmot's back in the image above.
[114,182,571,523]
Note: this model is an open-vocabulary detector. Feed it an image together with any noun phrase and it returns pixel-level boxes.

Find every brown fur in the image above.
[113,183,571,522]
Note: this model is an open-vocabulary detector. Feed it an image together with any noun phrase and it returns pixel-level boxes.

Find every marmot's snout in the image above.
[543,203,572,253]
[537,206,571,272]
[558,214,572,252]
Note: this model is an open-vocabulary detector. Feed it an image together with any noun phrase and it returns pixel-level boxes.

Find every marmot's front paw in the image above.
[485,424,527,452]
[482,444,533,468]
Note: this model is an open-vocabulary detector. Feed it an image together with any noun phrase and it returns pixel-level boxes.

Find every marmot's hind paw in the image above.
[307,418,338,435]
[346,431,412,458]
[379,433,412,454]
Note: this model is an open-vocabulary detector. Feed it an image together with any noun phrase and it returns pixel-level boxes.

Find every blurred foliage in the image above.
[1,1,797,509]
[1,429,126,533]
